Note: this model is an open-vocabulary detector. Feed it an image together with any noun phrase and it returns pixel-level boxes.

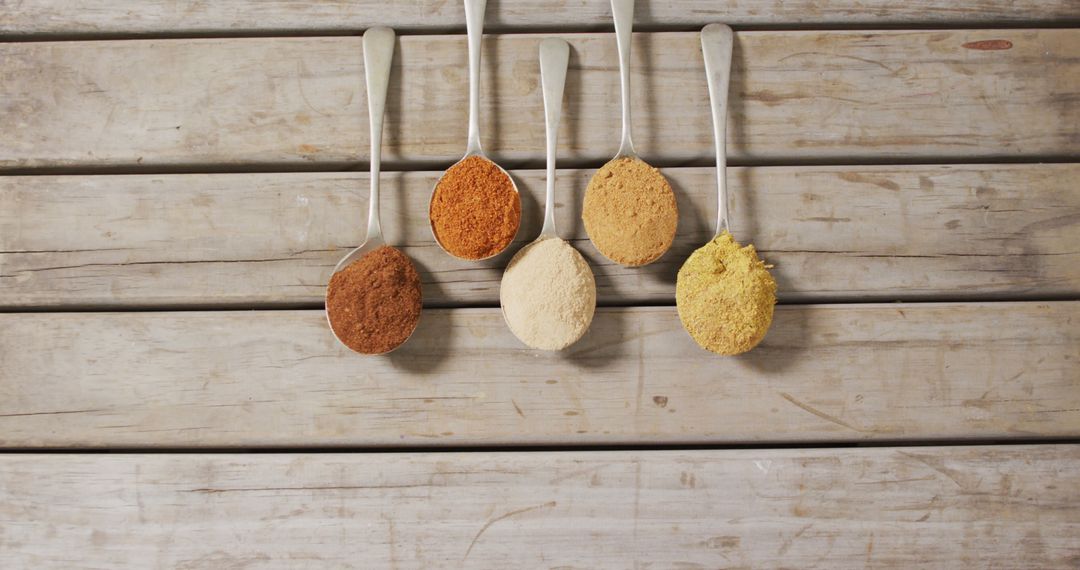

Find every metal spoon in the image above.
[675,23,775,356]
[326,27,418,354]
[581,0,677,267]
[428,0,521,261]
[701,23,734,237]
[500,38,596,351]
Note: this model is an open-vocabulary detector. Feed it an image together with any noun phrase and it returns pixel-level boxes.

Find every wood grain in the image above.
[2,0,1077,35]
[0,302,1076,448]
[3,30,1078,170]
[2,6,1076,560]
[2,446,1078,567]
[2,164,1076,308]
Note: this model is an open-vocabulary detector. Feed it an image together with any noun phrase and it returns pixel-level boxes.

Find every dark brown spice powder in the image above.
[430,155,521,259]
[326,245,422,354]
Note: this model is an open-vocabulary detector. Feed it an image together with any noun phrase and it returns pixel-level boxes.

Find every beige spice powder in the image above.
[500,237,596,351]
[582,156,678,266]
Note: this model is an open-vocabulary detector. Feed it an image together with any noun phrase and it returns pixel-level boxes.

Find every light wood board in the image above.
[2,0,1077,35]
[1,4,1078,564]
[2,164,1077,308]
[4,30,1078,169]
[5,163,1079,308]
[1,302,1076,447]
[2,446,1078,567]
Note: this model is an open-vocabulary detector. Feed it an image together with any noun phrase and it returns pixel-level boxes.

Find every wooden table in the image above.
[2,2,1079,567]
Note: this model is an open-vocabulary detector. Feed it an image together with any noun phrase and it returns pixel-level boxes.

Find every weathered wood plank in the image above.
[2,164,1076,308]
[2,446,1078,567]
[2,0,1077,35]
[3,30,1078,169]
[0,302,1076,447]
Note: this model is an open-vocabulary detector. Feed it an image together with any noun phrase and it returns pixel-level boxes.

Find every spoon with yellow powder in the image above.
[676,24,777,356]
[581,0,678,268]
[500,38,596,351]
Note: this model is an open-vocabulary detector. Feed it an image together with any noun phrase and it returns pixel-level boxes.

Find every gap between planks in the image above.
[4,295,1080,314]
[5,20,1080,43]
[2,437,1080,455]
[4,154,1080,177]
[2,0,1078,38]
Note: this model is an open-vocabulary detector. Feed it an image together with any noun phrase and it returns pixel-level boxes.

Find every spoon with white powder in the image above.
[500,38,596,351]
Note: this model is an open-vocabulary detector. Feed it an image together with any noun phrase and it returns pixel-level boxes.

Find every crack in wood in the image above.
[778,393,873,433]
[185,484,432,493]
[0,255,328,277]
[462,501,557,561]
[0,408,105,418]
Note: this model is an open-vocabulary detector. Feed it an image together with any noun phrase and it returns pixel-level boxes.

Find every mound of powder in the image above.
[430,155,521,260]
[676,231,776,355]
[582,156,678,267]
[326,245,422,354]
[500,237,596,351]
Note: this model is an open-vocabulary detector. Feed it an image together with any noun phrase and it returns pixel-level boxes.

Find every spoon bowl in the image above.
[428,153,521,262]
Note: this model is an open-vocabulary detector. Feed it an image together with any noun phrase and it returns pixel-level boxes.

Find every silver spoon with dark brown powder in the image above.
[326,27,421,355]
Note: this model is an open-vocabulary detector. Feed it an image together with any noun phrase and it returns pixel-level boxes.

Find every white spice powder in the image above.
[500,237,596,350]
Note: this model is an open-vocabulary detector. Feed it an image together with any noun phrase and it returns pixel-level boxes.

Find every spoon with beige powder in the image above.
[676,24,776,356]
[500,38,596,351]
[581,0,678,267]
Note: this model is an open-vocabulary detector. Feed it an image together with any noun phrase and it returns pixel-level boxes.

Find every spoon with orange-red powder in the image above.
[428,0,522,261]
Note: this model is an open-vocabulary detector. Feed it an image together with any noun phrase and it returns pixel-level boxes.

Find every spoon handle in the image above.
[464,0,487,156]
[539,38,570,238]
[363,27,395,245]
[611,0,635,157]
[701,23,734,237]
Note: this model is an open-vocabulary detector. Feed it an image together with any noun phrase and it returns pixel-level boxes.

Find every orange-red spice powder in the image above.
[430,155,520,259]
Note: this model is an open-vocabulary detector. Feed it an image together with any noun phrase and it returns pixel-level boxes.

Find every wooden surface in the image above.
[2,446,1079,568]
[3,0,1078,34]
[3,164,1077,308]
[4,30,1079,170]
[1,302,1076,447]
[3,3,1079,566]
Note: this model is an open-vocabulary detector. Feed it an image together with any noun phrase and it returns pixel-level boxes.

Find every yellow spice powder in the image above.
[582,157,678,267]
[676,231,776,355]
